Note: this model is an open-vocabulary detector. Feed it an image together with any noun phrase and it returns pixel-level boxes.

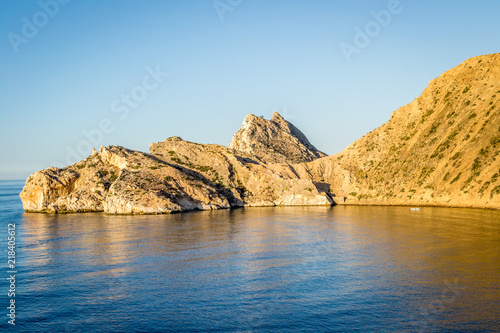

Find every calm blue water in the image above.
[0,180,499,332]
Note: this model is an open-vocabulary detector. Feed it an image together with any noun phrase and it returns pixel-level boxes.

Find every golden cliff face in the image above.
[301,53,500,209]
[20,145,234,214]
[20,138,332,214]
[20,53,500,213]
[149,137,332,208]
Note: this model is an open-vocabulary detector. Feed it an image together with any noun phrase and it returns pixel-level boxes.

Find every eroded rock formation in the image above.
[21,130,331,214]
[228,112,327,164]
[20,53,500,213]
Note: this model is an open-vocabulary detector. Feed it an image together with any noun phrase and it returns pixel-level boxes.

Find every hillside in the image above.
[298,53,500,209]
[19,53,500,213]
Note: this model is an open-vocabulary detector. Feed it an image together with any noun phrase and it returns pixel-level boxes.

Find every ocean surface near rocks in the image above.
[1,180,499,332]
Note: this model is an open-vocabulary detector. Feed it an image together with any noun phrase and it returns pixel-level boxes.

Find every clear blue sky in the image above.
[1,0,499,180]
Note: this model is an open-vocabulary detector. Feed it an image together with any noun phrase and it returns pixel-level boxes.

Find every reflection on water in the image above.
[0,180,493,333]
[7,205,497,332]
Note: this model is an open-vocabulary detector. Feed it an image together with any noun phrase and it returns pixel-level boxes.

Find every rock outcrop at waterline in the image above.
[20,120,332,214]
[20,53,500,213]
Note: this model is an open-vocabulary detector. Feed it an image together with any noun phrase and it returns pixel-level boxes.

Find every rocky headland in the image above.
[20,115,332,214]
[20,53,500,213]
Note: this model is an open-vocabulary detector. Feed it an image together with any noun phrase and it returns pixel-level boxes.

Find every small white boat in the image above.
[410,207,420,211]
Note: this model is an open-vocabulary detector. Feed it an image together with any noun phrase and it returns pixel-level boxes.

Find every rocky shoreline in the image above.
[20,113,333,214]
[20,54,500,213]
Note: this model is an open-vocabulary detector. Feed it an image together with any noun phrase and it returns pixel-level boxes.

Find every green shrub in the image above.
[196,166,212,172]
[478,182,491,195]
[450,173,462,184]
[171,157,185,165]
[472,158,481,172]
[421,108,435,123]
[443,172,450,181]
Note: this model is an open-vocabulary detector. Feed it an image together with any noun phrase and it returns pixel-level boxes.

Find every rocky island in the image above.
[20,53,500,213]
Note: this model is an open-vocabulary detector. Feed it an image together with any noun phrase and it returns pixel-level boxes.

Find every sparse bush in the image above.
[450,173,462,184]
[478,182,491,195]
[490,135,500,147]
[196,166,212,172]
[444,91,452,101]
[421,108,435,123]
[491,173,499,183]
[472,158,482,172]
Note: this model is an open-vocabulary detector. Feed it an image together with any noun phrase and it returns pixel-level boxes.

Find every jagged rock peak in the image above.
[228,111,327,164]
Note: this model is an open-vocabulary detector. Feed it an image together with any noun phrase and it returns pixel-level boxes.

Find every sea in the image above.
[0,180,499,332]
